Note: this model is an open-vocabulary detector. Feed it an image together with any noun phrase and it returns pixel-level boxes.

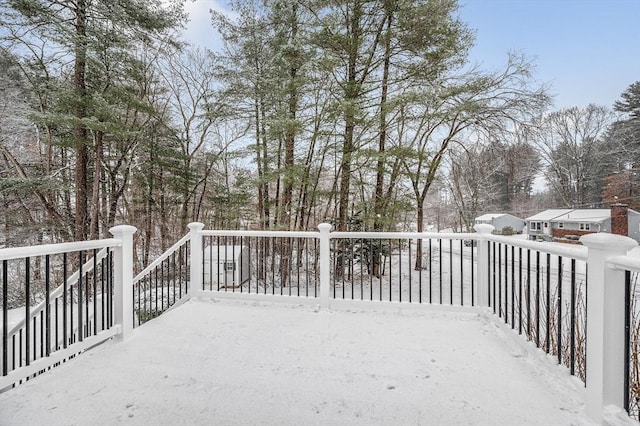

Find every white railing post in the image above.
[473,224,494,308]
[109,225,137,340]
[318,223,332,310]
[580,233,637,423]
[188,222,205,298]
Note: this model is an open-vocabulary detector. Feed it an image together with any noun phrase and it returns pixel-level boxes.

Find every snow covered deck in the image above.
[0,296,600,425]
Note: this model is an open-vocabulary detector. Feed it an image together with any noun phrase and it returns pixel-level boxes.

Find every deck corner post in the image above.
[109,224,137,340]
[318,223,332,310]
[473,224,494,308]
[188,222,205,298]
[581,233,637,423]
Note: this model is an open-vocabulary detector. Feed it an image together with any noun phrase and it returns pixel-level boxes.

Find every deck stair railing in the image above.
[1,222,639,423]
[132,232,191,327]
[0,225,135,390]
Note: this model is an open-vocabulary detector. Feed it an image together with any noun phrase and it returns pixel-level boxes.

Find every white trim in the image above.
[0,327,119,391]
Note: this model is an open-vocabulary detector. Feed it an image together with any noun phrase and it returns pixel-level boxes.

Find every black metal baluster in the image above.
[360,238,364,300]
[34,314,38,361]
[459,239,463,306]
[314,239,318,297]
[271,238,276,295]
[102,255,106,330]
[624,270,631,412]
[439,239,443,304]
[172,251,177,303]
[218,237,222,292]
[247,238,253,294]
[234,237,238,294]
[498,244,502,319]
[85,253,90,337]
[332,239,336,299]
[93,250,97,335]
[25,257,31,365]
[388,240,392,302]
[45,255,51,357]
[488,241,492,310]
[536,251,541,348]
[409,239,413,303]
[297,238,301,297]
[449,238,453,305]
[429,239,433,303]
[280,238,286,295]
[492,242,496,313]
[2,259,8,376]
[519,247,523,334]
[78,251,83,343]
[557,256,563,365]
[379,241,383,302]
[39,312,44,359]
[54,298,59,351]
[511,246,515,328]
[418,239,423,304]
[526,249,531,341]
[399,240,402,303]
[545,253,551,353]
[161,258,165,312]
[470,240,474,307]
[570,258,576,376]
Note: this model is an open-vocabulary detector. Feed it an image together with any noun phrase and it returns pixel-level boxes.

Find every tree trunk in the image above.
[74,0,89,241]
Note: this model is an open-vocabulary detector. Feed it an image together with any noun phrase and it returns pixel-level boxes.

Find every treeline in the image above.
[1,0,639,261]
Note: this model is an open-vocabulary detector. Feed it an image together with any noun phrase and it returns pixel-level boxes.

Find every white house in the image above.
[525,209,573,240]
[474,213,525,234]
[526,205,640,242]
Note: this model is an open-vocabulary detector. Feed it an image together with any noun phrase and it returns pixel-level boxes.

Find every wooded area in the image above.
[1,0,639,262]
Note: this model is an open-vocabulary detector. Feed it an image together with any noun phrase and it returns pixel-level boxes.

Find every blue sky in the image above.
[458,0,640,109]
[183,0,639,110]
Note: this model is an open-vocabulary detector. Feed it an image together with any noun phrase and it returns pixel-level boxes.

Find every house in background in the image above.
[525,205,640,243]
[474,213,525,234]
[525,209,573,241]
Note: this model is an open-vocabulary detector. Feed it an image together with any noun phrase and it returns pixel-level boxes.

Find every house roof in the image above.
[550,209,611,224]
[475,213,522,221]
[525,209,574,221]
[475,213,505,221]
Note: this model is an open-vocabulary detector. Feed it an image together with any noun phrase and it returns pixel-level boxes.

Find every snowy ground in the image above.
[0,296,631,425]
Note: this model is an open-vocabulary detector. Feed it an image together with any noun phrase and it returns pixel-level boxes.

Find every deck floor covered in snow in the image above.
[0,296,596,425]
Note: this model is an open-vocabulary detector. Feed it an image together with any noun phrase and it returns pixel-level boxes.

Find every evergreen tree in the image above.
[1,0,185,240]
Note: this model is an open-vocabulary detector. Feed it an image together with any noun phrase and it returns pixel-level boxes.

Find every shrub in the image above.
[501,226,514,236]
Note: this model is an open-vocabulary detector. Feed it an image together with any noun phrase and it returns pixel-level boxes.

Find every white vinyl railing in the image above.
[2,221,639,423]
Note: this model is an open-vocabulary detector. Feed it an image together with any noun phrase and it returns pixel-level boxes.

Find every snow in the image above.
[0,296,635,425]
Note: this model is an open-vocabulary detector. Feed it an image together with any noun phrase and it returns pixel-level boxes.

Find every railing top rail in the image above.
[608,254,640,273]
[200,230,320,239]
[485,234,588,261]
[330,231,477,240]
[133,233,190,283]
[0,238,121,261]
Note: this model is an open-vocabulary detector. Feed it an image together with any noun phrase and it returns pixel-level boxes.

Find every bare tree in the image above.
[533,104,614,208]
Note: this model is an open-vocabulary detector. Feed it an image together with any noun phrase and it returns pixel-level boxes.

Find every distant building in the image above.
[525,205,640,243]
[474,213,525,234]
[525,209,574,241]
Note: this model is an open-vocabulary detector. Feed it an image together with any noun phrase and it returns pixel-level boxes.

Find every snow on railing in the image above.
[2,222,639,423]
[132,233,191,327]
[0,225,135,391]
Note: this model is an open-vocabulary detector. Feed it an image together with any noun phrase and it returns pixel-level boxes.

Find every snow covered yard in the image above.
[0,296,609,425]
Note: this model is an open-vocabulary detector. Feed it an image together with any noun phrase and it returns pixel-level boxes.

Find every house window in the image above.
[544,222,548,228]
[558,223,564,229]
[224,261,235,271]
[579,223,591,231]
